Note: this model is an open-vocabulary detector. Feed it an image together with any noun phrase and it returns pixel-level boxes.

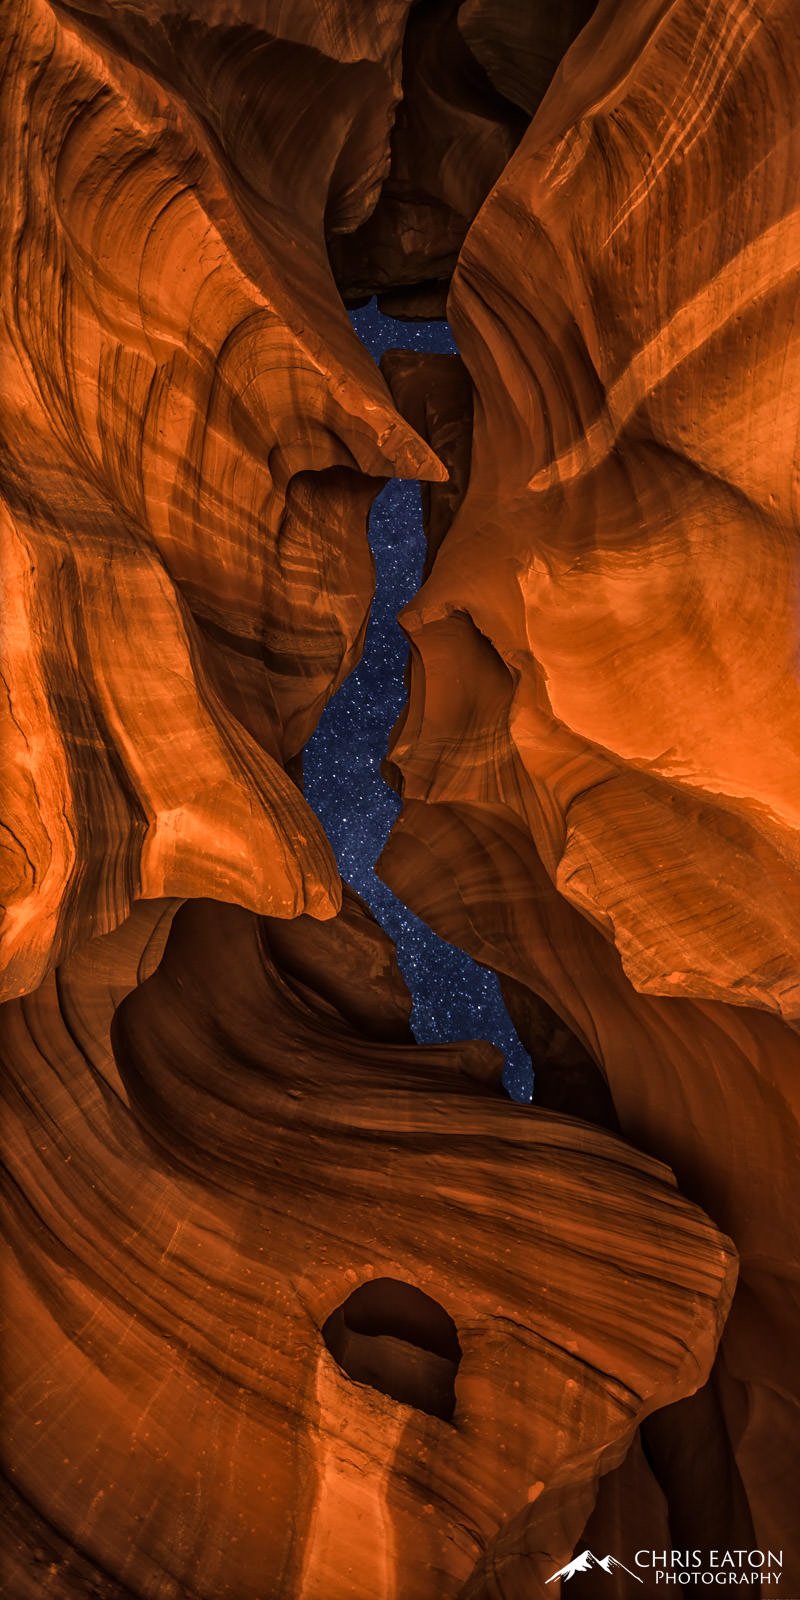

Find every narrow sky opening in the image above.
[303,298,533,1103]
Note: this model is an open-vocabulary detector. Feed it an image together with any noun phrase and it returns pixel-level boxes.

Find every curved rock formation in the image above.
[457,0,598,118]
[330,1,599,321]
[3,0,797,1591]
[1,893,735,1599]
[380,350,474,575]
[329,0,527,317]
[378,0,800,1572]
[0,0,446,1001]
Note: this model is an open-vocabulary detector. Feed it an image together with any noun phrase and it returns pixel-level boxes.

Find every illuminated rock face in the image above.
[1,895,735,1599]
[377,0,800,1578]
[385,0,800,1026]
[1,0,798,1595]
[0,0,445,1001]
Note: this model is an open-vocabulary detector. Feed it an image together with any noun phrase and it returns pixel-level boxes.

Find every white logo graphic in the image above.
[547,1551,644,1584]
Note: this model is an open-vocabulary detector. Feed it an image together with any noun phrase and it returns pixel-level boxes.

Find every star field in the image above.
[303,299,533,1102]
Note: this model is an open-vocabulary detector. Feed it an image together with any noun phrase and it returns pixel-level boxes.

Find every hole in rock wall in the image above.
[304,298,534,1102]
[322,1277,461,1421]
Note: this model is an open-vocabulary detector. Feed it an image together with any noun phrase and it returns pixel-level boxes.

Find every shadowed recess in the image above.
[322,1277,462,1422]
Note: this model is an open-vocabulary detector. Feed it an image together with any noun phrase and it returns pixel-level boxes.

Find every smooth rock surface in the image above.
[2,0,797,1590]
[378,0,800,1575]
[1,895,735,1599]
[0,0,446,1000]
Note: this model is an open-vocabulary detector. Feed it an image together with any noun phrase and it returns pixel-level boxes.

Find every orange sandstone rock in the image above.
[378,0,800,1572]
[1,895,735,1599]
[0,0,445,1001]
[329,0,527,316]
[1,0,795,1590]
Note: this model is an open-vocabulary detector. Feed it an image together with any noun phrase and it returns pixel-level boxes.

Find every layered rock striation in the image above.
[0,0,446,1001]
[1,894,736,1598]
[378,0,800,1576]
[330,0,597,321]
[2,0,797,1593]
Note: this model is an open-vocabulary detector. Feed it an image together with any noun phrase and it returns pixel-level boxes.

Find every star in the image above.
[303,300,533,1103]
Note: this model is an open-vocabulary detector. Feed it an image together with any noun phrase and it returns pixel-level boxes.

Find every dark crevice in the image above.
[302,298,534,1102]
[323,1278,461,1421]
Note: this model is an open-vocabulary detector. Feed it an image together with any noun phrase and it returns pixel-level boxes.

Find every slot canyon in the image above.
[0,0,798,1596]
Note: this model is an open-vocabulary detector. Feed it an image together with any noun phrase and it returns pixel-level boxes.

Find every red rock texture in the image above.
[0,0,445,1002]
[380,350,474,576]
[1,894,735,1599]
[2,0,798,1592]
[330,1,598,321]
[329,0,527,317]
[378,0,800,1577]
[457,0,598,117]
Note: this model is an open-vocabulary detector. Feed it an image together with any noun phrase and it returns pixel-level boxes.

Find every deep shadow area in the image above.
[322,1277,461,1421]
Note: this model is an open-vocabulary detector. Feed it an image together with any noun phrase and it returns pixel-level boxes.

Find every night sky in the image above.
[303,299,533,1102]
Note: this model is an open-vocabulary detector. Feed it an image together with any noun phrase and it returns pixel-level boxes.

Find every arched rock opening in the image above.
[322,1277,462,1421]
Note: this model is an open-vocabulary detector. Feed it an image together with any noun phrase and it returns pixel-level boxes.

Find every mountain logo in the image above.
[546,1550,644,1584]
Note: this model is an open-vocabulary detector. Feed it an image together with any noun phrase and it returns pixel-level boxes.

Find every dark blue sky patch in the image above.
[303,299,533,1102]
